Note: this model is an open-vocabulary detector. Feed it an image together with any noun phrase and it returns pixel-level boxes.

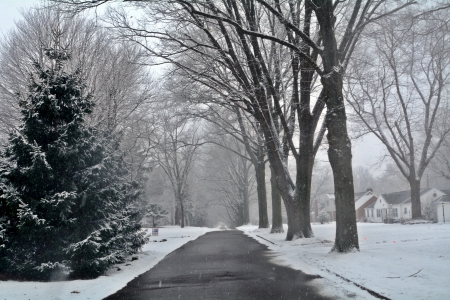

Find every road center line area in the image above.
[103,230,332,300]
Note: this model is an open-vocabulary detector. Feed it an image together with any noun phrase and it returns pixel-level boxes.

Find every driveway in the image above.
[104,230,332,300]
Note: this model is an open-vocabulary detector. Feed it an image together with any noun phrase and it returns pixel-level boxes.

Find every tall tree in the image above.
[147,100,203,228]
[208,140,255,228]
[347,5,450,219]
[0,51,147,280]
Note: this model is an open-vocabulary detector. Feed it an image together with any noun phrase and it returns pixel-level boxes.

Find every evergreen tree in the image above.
[0,50,148,280]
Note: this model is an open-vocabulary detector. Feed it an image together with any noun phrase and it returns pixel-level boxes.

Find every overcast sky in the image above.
[0,0,41,34]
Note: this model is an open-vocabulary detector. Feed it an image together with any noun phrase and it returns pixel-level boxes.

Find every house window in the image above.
[371,209,374,217]
[392,208,398,218]
[376,209,381,217]
[404,207,407,214]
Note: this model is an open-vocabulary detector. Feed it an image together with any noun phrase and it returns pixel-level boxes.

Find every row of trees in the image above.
[57,0,435,252]
[1,0,448,284]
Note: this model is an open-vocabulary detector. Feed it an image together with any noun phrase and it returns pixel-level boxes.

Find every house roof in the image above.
[326,190,373,203]
[355,194,377,210]
[355,191,369,200]
[436,195,450,203]
[325,193,335,199]
[440,190,450,195]
[381,188,432,205]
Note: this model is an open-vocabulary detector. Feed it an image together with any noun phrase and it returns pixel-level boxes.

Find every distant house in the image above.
[322,193,336,221]
[364,188,446,223]
[310,199,326,223]
[318,188,377,222]
[355,190,378,221]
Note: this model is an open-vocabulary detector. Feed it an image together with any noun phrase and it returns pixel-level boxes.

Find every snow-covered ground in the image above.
[2,223,448,300]
[0,226,216,300]
[239,222,450,300]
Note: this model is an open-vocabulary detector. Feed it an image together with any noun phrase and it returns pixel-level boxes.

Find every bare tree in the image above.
[185,94,269,228]
[57,0,414,252]
[208,138,255,228]
[347,5,450,219]
[0,5,157,185]
[146,99,203,228]
[353,166,376,193]
[430,138,450,184]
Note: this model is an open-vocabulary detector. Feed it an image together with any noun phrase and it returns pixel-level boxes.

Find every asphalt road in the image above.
[104,230,333,300]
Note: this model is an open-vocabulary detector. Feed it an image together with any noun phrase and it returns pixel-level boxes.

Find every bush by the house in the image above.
[318,212,331,224]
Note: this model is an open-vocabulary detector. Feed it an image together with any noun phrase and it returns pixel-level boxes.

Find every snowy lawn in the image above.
[238,222,450,300]
[0,226,216,300]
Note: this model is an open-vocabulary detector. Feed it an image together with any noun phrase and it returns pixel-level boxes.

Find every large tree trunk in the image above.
[270,166,284,233]
[324,73,359,252]
[174,202,181,226]
[258,110,304,240]
[410,177,422,219]
[180,200,185,228]
[295,151,314,238]
[313,0,359,252]
[294,0,315,239]
[285,201,303,240]
[255,159,269,228]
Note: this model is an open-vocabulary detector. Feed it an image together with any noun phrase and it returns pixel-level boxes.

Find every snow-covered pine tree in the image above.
[0,49,148,280]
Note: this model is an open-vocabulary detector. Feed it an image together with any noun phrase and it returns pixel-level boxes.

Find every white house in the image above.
[354,190,377,222]
[434,194,450,223]
[364,188,446,223]
[320,188,377,222]
[322,193,336,221]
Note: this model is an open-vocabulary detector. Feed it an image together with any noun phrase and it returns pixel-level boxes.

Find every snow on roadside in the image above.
[0,226,217,300]
[238,222,450,300]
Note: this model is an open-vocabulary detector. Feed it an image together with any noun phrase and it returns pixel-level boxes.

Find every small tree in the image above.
[0,50,147,280]
[145,204,168,228]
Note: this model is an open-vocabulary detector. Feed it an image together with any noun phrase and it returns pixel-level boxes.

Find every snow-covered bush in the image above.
[318,212,331,224]
[0,52,148,280]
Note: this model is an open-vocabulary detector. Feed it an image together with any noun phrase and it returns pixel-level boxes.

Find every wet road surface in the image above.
[104,230,332,300]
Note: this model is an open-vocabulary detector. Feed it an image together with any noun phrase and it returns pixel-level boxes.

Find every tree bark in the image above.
[270,166,284,233]
[255,159,269,228]
[409,177,422,219]
[243,168,250,225]
[295,150,314,238]
[180,197,185,228]
[285,201,303,240]
[174,202,181,226]
[324,72,359,252]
